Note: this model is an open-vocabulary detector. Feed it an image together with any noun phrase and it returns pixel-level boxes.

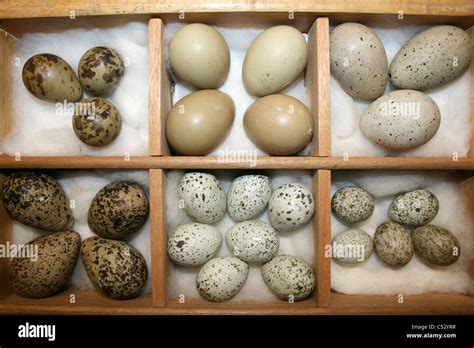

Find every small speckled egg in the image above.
[178,172,226,224]
[2,172,74,232]
[88,181,149,240]
[261,255,315,301]
[332,229,373,265]
[9,231,80,298]
[227,175,272,221]
[268,183,314,232]
[330,23,388,101]
[389,26,471,90]
[412,225,461,266]
[81,237,147,300]
[167,223,222,267]
[359,90,441,150]
[78,46,124,97]
[226,220,279,263]
[22,53,83,102]
[389,189,439,227]
[373,221,414,268]
[331,186,374,224]
[72,97,122,147]
[196,257,249,302]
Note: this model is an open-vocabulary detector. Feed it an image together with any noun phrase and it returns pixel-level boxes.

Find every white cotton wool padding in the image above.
[331,25,472,157]
[164,23,312,156]
[331,171,474,295]
[11,170,152,293]
[1,22,149,156]
[165,170,314,302]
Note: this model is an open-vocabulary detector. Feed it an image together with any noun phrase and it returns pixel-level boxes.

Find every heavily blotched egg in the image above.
[81,237,147,300]
[178,172,226,224]
[261,255,315,301]
[167,223,222,267]
[389,189,439,227]
[243,26,308,96]
[9,231,80,298]
[2,172,74,232]
[88,181,149,240]
[196,257,249,302]
[22,53,83,102]
[268,183,314,232]
[78,46,125,97]
[373,221,414,268]
[412,225,461,266]
[227,175,272,221]
[330,23,388,101]
[72,97,122,147]
[226,220,279,263]
[332,228,373,265]
[331,186,374,224]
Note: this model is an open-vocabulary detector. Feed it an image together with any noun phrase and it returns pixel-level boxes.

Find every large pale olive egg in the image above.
[373,221,414,268]
[166,90,235,155]
[22,53,83,102]
[169,23,230,89]
[244,94,313,155]
[243,26,308,96]
[412,225,461,266]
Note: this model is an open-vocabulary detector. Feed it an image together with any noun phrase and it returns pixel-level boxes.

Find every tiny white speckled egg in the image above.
[196,257,249,302]
[373,221,414,268]
[261,255,315,301]
[268,183,314,232]
[331,186,374,223]
[226,220,279,263]
[331,229,373,265]
[167,223,222,267]
[389,189,439,227]
[178,172,226,224]
[227,175,272,222]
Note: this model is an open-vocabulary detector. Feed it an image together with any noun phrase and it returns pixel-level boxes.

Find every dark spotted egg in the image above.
[373,221,414,268]
[412,225,461,266]
[331,186,374,224]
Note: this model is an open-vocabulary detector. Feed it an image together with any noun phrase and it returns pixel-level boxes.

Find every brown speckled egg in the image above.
[78,47,124,97]
[261,255,315,301]
[373,221,414,268]
[81,237,147,300]
[412,225,460,266]
[72,97,122,147]
[9,231,80,298]
[88,181,149,240]
[332,228,373,265]
[22,53,83,102]
[2,172,74,231]
[389,189,439,227]
[331,186,374,224]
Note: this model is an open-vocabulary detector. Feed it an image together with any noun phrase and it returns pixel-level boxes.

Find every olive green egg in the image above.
[412,225,461,266]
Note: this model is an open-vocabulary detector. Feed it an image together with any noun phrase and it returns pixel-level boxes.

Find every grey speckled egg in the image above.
[268,183,314,232]
[196,257,249,302]
[373,221,414,268]
[73,97,122,147]
[88,181,149,240]
[359,89,441,150]
[9,231,80,298]
[81,237,147,300]
[389,26,471,91]
[78,46,124,97]
[167,223,222,267]
[331,186,374,224]
[412,225,460,266]
[179,172,226,224]
[330,23,388,101]
[22,53,83,103]
[332,228,373,265]
[389,189,439,227]
[226,220,279,263]
[2,172,74,232]
[261,255,315,301]
[227,175,272,222]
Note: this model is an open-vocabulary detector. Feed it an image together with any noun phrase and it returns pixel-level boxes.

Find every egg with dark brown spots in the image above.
[88,181,149,240]
[78,46,125,97]
[81,237,147,300]
[72,97,122,147]
[412,225,461,266]
[373,221,414,268]
[389,189,439,227]
[9,231,80,298]
[22,53,83,102]
[2,172,74,231]
[331,186,374,224]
